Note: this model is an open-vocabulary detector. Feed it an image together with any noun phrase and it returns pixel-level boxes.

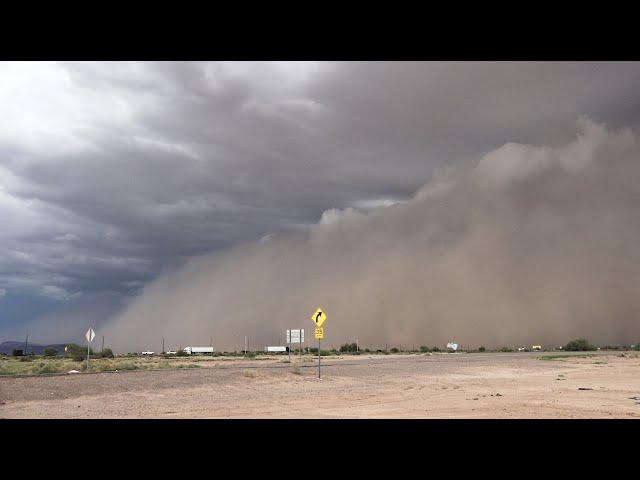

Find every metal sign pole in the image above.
[318,338,321,378]
[299,328,302,362]
[87,337,90,372]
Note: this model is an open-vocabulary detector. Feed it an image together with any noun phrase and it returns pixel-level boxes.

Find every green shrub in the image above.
[176,349,188,357]
[339,342,358,353]
[38,364,60,374]
[634,343,640,351]
[478,346,486,352]
[564,338,596,351]
[431,346,441,352]
[65,343,92,362]
[420,346,430,353]
[100,348,114,358]
[499,346,514,352]
[116,362,139,371]
[390,347,399,353]
[44,347,58,357]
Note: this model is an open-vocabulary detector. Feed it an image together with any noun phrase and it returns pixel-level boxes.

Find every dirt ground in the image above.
[1,351,639,418]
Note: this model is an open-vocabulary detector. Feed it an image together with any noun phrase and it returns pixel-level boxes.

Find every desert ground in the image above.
[1,351,639,418]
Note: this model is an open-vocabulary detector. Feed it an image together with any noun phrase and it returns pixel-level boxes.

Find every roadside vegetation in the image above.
[563,338,597,351]
[3,337,638,376]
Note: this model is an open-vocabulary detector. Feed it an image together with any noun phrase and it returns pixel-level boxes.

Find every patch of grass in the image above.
[37,364,61,374]
[540,354,598,361]
[115,361,140,371]
[291,362,301,375]
[243,369,257,378]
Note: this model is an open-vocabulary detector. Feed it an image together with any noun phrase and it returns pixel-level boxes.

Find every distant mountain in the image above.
[0,341,69,355]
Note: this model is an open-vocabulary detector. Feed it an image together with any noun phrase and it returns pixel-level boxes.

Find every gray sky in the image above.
[2,61,640,349]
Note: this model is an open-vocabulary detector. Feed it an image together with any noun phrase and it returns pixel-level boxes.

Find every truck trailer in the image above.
[183,346,214,355]
[264,346,289,353]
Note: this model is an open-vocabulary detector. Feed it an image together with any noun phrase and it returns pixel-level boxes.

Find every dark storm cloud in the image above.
[1,61,640,343]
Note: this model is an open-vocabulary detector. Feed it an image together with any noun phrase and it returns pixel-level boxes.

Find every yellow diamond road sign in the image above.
[311,307,327,327]
[315,327,324,339]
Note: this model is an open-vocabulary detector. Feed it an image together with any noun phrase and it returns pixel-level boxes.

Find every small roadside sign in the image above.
[86,328,95,343]
[311,307,327,327]
[315,327,324,339]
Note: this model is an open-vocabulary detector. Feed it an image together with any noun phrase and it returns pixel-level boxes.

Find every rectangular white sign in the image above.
[286,329,305,343]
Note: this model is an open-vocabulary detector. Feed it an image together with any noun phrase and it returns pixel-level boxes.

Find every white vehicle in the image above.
[141,351,154,355]
[183,346,214,355]
[165,351,177,355]
[264,346,289,353]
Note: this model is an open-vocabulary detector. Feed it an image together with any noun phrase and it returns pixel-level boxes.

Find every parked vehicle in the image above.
[141,351,155,355]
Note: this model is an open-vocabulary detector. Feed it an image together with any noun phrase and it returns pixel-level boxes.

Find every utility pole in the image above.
[244,336,247,356]
[162,337,165,354]
[25,333,29,355]
[102,336,105,353]
[356,339,359,353]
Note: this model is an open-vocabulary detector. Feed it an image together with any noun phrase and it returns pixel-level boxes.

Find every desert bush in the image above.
[291,362,301,375]
[66,343,93,361]
[38,364,60,374]
[44,347,58,357]
[100,348,114,358]
[339,342,358,353]
[116,362,140,371]
[499,347,514,352]
[478,346,486,352]
[564,338,597,351]
[431,346,441,352]
[390,347,399,353]
[420,346,430,353]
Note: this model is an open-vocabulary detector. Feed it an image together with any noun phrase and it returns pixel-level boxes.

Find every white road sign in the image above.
[86,328,95,343]
[286,329,305,343]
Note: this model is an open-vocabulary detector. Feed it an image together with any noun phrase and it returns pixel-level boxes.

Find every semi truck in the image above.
[264,346,290,353]
[183,346,214,355]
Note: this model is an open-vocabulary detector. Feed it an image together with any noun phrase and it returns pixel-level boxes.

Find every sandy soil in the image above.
[1,352,639,418]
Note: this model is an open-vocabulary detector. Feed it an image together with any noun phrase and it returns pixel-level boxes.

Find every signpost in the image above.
[286,329,305,362]
[86,327,95,372]
[310,308,327,378]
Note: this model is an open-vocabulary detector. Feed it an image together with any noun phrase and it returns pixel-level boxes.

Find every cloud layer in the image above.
[103,119,640,352]
[2,62,640,345]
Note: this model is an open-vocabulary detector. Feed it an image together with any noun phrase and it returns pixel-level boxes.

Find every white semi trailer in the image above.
[183,346,214,355]
[264,346,289,353]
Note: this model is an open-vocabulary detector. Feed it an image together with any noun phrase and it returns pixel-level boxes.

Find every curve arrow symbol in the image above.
[316,312,322,323]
